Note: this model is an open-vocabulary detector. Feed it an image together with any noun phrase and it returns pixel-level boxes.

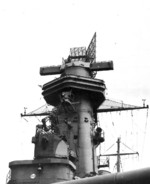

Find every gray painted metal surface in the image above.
[7,33,149,184]
[54,167,150,184]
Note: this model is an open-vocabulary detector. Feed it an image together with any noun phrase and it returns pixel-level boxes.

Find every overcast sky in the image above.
[1,0,150,183]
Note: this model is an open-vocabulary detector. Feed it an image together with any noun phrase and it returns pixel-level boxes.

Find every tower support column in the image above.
[77,95,94,177]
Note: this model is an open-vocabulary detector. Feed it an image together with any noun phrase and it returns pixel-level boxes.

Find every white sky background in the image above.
[0,0,150,182]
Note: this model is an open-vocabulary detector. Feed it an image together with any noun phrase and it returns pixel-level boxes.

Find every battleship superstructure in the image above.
[7,33,150,184]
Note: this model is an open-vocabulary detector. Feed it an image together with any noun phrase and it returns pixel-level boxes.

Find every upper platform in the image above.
[41,33,113,108]
[42,74,106,108]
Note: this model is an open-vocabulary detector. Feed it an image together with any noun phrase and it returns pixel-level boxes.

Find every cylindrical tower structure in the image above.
[7,33,114,184]
[7,33,149,184]
[42,58,106,177]
[77,95,94,176]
